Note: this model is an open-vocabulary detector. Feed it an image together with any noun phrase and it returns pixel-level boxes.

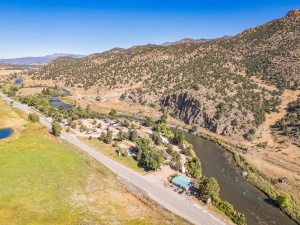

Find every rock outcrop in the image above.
[162,91,254,137]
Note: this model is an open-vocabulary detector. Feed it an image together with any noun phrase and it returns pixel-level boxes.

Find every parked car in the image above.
[186,191,191,196]
[178,189,184,194]
[174,188,180,192]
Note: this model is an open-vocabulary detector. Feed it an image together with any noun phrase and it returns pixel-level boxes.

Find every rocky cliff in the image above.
[162,91,255,137]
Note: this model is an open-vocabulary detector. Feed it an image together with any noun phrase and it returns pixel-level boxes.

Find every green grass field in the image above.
[0,101,191,225]
[80,137,148,173]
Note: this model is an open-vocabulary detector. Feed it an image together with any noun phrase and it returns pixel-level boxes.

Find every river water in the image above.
[170,128,296,225]
[49,89,71,110]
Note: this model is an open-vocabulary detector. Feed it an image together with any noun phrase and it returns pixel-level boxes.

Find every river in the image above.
[170,128,296,225]
[49,89,71,110]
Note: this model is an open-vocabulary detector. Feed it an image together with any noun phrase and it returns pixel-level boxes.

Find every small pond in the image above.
[15,79,22,84]
[0,128,14,139]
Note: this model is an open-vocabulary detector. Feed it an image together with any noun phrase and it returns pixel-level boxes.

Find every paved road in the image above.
[0,93,228,225]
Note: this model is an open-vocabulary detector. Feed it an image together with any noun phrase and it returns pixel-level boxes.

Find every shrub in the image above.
[28,113,39,123]
[191,126,197,132]
[112,141,118,147]
[51,121,62,136]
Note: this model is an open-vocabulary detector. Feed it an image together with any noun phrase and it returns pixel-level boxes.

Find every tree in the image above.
[198,177,220,200]
[231,119,238,126]
[173,130,185,145]
[152,122,171,135]
[99,131,106,142]
[129,129,138,142]
[167,143,174,155]
[112,141,118,147]
[123,119,130,127]
[145,116,153,127]
[117,130,125,141]
[174,161,182,171]
[105,129,113,144]
[151,131,163,145]
[172,151,181,163]
[93,119,97,124]
[109,109,117,116]
[51,121,62,137]
[277,194,291,208]
[188,157,201,178]
[123,150,128,157]
[191,126,197,132]
[28,113,39,123]
[136,138,164,170]
[160,113,168,124]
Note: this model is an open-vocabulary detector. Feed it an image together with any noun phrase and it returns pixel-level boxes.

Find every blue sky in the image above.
[0,0,299,58]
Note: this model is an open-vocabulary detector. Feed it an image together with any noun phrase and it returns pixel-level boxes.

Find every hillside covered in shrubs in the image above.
[29,10,300,139]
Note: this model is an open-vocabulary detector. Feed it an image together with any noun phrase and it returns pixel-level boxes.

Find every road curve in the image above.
[0,93,229,225]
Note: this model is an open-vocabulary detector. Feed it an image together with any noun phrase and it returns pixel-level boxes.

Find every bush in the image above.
[191,126,197,132]
[70,123,76,129]
[145,116,153,127]
[151,131,163,145]
[123,150,128,157]
[129,129,138,142]
[182,148,192,157]
[109,109,117,116]
[173,130,185,145]
[277,194,291,208]
[213,197,246,225]
[174,161,182,171]
[112,141,118,147]
[257,142,268,149]
[28,113,39,123]
[51,121,62,136]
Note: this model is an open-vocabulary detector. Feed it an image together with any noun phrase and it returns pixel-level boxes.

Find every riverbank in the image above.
[187,129,300,224]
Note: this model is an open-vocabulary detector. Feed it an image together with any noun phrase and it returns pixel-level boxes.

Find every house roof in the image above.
[164,150,172,159]
[171,176,193,189]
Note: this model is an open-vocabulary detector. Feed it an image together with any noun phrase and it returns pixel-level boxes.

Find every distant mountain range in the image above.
[0,53,86,65]
[0,36,234,65]
[160,35,234,46]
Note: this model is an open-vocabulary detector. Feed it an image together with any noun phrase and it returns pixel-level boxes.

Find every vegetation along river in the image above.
[170,127,296,225]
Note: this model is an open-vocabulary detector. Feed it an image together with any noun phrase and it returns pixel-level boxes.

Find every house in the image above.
[181,165,186,173]
[164,150,173,160]
[171,176,195,190]
[279,177,288,183]
[161,136,169,144]
[104,118,113,123]
[62,119,69,124]
[116,126,124,130]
